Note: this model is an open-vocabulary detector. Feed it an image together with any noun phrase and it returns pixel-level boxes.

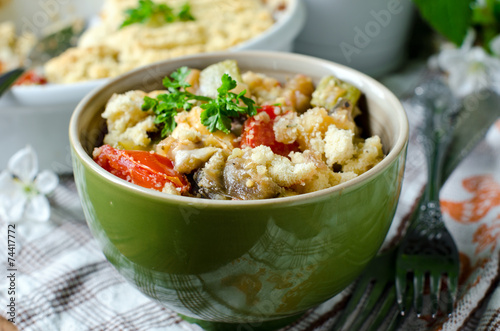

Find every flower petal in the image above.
[35,170,59,194]
[490,34,500,57]
[0,194,27,223]
[461,28,476,50]
[0,171,19,196]
[8,146,38,183]
[438,42,500,98]
[437,49,464,72]
[0,171,27,223]
[451,75,476,97]
[489,73,500,95]
[24,195,51,222]
[447,64,473,97]
[468,47,488,63]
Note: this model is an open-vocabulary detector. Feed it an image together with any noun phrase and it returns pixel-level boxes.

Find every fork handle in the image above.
[421,113,453,203]
[0,68,26,98]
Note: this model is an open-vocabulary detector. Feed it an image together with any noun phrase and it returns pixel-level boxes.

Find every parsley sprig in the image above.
[120,0,195,29]
[142,67,210,137]
[142,67,256,137]
[200,74,256,133]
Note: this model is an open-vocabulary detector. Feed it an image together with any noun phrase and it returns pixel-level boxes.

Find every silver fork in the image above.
[329,76,457,331]
[329,76,500,330]
[394,77,460,318]
[0,18,86,96]
[329,248,405,331]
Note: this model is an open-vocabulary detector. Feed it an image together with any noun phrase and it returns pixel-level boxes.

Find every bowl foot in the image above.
[178,313,304,331]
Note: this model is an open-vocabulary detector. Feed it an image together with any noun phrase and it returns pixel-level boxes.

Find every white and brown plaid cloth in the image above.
[0,91,499,330]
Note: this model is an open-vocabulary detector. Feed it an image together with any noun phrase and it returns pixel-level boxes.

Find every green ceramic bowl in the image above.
[69,51,408,328]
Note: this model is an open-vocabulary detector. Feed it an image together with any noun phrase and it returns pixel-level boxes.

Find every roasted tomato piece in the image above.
[14,70,48,86]
[93,145,190,193]
[240,105,300,157]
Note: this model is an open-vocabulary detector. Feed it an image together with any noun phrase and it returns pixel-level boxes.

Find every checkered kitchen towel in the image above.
[0,117,499,329]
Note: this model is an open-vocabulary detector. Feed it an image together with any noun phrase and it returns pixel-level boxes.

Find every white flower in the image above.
[434,30,500,97]
[0,146,58,223]
[490,34,500,57]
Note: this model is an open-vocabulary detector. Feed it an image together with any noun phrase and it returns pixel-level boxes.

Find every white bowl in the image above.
[293,0,415,77]
[0,0,305,173]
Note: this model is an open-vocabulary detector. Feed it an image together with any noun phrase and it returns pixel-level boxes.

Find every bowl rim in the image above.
[70,50,409,207]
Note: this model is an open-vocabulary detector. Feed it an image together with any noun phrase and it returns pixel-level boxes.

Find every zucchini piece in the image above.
[311,76,361,110]
[199,60,244,98]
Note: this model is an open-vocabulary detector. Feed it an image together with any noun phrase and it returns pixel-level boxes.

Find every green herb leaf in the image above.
[200,75,256,133]
[217,74,237,95]
[154,103,178,137]
[144,68,256,137]
[178,3,195,22]
[163,66,192,91]
[239,92,257,117]
[141,68,198,136]
[200,103,232,134]
[142,96,158,111]
[120,0,195,29]
[412,0,472,46]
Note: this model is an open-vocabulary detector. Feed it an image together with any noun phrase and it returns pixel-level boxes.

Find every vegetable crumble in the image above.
[94,60,384,200]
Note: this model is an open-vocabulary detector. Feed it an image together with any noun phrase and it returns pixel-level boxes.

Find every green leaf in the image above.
[163,67,192,91]
[412,0,473,45]
[217,116,232,133]
[192,95,212,102]
[151,102,178,135]
[157,3,175,23]
[494,2,500,21]
[142,96,158,111]
[201,74,257,133]
[238,92,257,116]
[120,0,196,29]
[200,113,216,132]
[200,103,229,133]
[142,68,198,137]
[144,65,257,136]
[178,3,195,21]
[120,0,156,28]
[169,67,191,87]
[217,74,237,95]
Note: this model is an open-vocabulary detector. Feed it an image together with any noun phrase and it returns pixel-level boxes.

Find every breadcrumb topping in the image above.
[43,0,281,83]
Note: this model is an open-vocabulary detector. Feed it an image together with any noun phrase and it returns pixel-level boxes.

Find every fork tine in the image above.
[429,271,441,318]
[348,280,388,330]
[400,279,414,325]
[376,280,413,331]
[385,308,406,331]
[445,273,459,315]
[395,268,408,314]
[365,286,397,331]
[442,279,453,315]
[384,303,408,331]
[386,288,414,331]
[413,270,425,317]
[330,276,372,330]
[384,312,404,331]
